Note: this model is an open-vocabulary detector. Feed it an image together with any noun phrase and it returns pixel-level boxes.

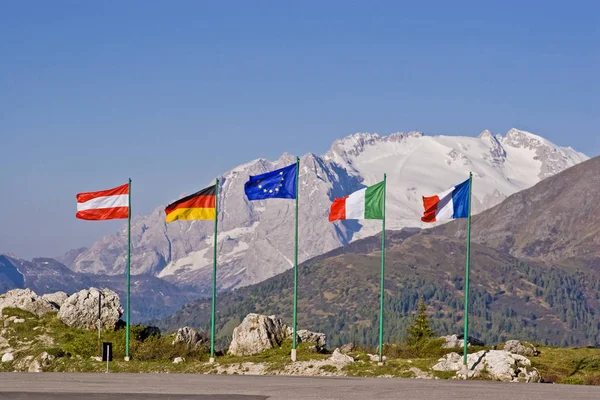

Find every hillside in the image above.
[2,306,599,384]
[61,129,587,291]
[159,157,600,348]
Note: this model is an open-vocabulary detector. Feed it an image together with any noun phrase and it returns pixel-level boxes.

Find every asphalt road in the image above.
[0,373,599,400]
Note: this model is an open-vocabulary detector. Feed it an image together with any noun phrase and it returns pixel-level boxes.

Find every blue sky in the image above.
[1,1,598,259]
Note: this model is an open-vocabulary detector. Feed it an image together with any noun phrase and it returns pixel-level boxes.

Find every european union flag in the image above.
[245,162,297,200]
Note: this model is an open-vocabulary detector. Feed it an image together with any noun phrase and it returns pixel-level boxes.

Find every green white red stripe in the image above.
[329,181,385,221]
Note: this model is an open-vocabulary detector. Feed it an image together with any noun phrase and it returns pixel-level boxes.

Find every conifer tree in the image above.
[406,296,436,345]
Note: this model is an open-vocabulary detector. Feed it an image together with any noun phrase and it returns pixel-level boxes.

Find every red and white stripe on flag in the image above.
[76,183,129,220]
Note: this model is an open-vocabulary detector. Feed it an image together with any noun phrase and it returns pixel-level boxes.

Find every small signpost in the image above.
[102,342,113,373]
[97,290,103,357]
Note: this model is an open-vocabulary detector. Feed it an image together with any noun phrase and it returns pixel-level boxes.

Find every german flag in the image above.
[165,185,216,223]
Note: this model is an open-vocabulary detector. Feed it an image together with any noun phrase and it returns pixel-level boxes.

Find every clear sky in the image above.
[1,1,598,259]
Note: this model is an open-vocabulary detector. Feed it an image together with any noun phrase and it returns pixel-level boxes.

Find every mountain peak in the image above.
[478,129,493,140]
[327,131,423,160]
[499,128,551,149]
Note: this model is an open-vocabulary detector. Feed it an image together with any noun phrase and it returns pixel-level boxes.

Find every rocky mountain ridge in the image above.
[62,128,587,291]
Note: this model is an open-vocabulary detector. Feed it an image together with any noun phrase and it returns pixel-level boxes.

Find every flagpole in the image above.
[125,178,131,361]
[209,178,219,364]
[462,172,473,377]
[378,173,387,365]
[291,156,300,362]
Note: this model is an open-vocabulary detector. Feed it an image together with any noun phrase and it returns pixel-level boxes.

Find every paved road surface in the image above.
[0,373,598,400]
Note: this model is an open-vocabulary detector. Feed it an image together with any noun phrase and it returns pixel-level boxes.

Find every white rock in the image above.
[329,348,354,364]
[1,352,14,363]
[367,353,386,362]
[58,288,123,330]
[173,357,185,364]
[228,314,290,356]
[41,292,69,308]
[433,350,541,382]
[504,340,538,357]
[296,329,327,350]
[0,289,57,317]
[172,326,208,350]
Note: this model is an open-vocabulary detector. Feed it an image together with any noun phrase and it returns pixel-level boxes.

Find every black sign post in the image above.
[102,342,112,373]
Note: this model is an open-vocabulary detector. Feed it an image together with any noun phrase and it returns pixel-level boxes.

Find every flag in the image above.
[76,183,129,220]
[329,181,385,221]
[421,178,470,222]
[244,163,297,200]
[165,184,216,223]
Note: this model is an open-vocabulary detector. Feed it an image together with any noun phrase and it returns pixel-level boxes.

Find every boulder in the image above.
[440,334,484,348]
[58,288,123,330]
[433,350,541,382]
[173,357,185,364]
[0,289,57,317]
[339,343,355,354]
[1,352,13,363]
[228,314,290,356]
[367,354,387,362]
[41,292,69,309]
[329,348,354,364]
[173,326,208,350]
[296,329,327,350]
[504,340,539,357]
[28,352,54,372]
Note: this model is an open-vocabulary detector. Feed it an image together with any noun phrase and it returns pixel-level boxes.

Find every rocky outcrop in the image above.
[296,329,327,350]
[440,334,484,349]
[0,289,57,317]
[329,348,354,364]
[41,292,69,308]
[57,288,123,330]
[433,350,541,382]
[504,340,539,357]
[339,343,355,354]
[228,314,290,356]
[173,326,208,350]
[228,313,328,356]
[28,352,54,372]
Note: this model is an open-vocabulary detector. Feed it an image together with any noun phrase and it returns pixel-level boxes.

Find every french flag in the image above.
[421,178,471,223]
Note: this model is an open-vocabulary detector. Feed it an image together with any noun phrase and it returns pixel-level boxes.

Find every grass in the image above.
[1,308,599,385]
[530,346,600,385]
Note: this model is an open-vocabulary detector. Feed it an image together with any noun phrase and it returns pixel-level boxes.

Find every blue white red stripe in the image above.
[421,179,470,222]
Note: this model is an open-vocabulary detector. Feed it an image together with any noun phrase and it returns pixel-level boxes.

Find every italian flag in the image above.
[329,181,385,221]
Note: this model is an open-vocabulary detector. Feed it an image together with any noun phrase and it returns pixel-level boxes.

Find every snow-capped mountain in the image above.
[65,128,588,290]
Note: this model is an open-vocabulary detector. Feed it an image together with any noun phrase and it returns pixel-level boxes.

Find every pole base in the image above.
[124,356,130,362]
[209,357,215,364]
[377,361,384,366]
[291,349,297,362]
[461,364,469,380]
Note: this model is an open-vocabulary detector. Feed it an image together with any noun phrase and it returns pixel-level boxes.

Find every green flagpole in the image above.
[291,156,300,362]
[462,172,473,376]
[378,174,387,364]
[125,178,131,361]
[209,178,219,363]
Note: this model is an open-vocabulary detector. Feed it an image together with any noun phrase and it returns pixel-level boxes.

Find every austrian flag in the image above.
[76,183,130,220]
[421,178,470,223]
